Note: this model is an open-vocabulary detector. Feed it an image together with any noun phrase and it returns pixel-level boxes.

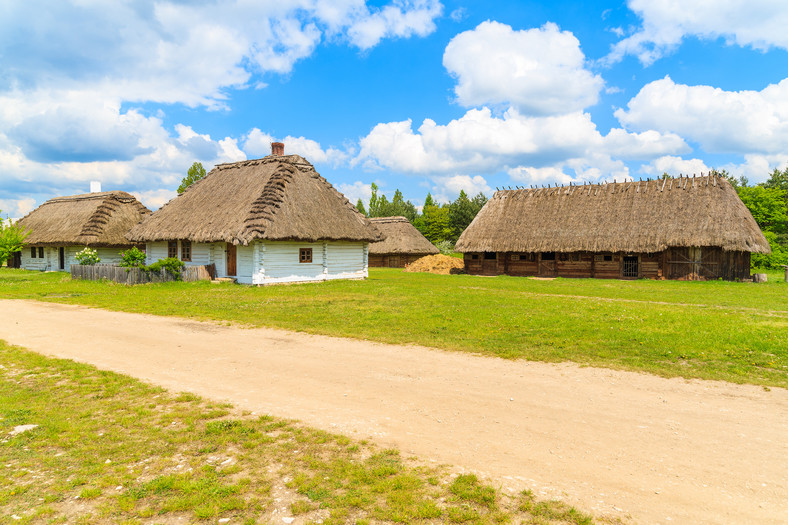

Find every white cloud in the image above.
[443,21,604,115]
[639,156,711,177]
[603,128,690,159]
[0,198,36,220]
[336,181,373,207]
[131,189,178,212]
[718,153,788,184]
[615,76,788,155]
[355,106,688,180]
[431,175,491,201]
[243,128,349,165]
[348,0,443,49]
[609,0,788,65]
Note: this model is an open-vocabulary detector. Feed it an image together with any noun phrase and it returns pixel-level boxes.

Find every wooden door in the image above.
[59,247,65,270]
[226,243,236,276]
[538,253,557,277]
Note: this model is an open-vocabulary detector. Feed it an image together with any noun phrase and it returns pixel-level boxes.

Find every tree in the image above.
[178,162,206,193]
[356,199,367,217]
[0,212,29,265]
[762,166,788,193]
[449,190,475,242]
[737,186,788,234]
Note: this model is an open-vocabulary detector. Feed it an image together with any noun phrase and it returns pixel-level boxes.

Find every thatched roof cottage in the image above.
[127,143,382,284]
[455,174,769,281]
[15,190,150,271]
[367,216,439,267]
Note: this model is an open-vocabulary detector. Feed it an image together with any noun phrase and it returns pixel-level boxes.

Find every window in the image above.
[168,241,178,259]
[31,247,36,258]
[180,240,191,262]
[471,254,479,260]
[541,252,556,261]
[38,247,44,258]
[300,248,312,263]
[604,255,613,262]
[483,252,496,260]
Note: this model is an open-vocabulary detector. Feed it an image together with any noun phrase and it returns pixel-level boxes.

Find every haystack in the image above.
[403,254,464,275]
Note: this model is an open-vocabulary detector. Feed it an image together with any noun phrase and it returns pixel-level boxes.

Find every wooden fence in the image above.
[71,263,216,284]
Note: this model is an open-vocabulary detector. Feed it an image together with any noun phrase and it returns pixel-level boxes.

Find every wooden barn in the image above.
[455,174,770,281]
[368,216,439,267]
[127,143,383,285]
[16,191,151,271]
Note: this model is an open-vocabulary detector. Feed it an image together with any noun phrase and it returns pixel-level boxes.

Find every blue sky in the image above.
[2,0,788,218]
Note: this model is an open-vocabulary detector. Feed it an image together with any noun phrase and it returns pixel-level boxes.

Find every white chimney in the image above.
[90,181,101,193]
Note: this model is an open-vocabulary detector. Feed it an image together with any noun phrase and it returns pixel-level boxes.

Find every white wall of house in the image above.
[21,245,126,271]
[141,240,368,284]
[251,240,368,285]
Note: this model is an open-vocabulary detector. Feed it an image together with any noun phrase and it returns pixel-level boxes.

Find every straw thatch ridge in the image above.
[17,191,151,247]
[368,217,439,255]
[128,155,382,244]
[455,174,770,254]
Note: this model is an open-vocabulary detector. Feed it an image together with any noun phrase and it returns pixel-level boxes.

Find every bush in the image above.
[75,247,100,265]
[752,231,788,269]
[144,257,186,280]
[435,239,455,255]
[119,246,147,268]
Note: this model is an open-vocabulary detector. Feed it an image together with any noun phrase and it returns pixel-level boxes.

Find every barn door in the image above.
[539,252,557,277]
[226,243,237,276]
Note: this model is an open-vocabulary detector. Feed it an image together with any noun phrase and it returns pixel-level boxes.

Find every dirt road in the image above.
[1,300,786,524]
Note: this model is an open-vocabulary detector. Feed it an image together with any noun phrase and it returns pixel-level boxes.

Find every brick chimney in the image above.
[271,142,284,156]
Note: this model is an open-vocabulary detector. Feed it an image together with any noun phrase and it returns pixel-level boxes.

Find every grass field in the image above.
[0,267,787,388]
[0,341,598,524]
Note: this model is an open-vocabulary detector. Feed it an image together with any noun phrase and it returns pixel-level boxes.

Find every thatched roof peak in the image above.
[456,173,770,254]
[129,154,382,245]
[17,191,151,247]
[368,216,438,255]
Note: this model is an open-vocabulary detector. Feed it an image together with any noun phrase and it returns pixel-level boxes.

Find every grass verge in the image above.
[0,267,787,388]
[0,340,605,524]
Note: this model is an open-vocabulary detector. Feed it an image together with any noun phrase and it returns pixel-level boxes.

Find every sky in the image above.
[2,0,788,218]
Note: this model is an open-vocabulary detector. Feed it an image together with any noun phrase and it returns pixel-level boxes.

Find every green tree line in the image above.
[723,166,788,269]
[356,183,488,248]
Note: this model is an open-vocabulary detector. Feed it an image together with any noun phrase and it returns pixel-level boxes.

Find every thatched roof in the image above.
[128,155,382,244]
[455,174,770,254]
[17,191,151,247]
[368,217,439,255]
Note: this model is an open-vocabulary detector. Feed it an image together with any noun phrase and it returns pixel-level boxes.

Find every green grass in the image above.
[1,267,787,387]
[0,341,601,524]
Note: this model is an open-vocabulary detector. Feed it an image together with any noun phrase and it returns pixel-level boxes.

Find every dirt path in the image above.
[1,300,786,524]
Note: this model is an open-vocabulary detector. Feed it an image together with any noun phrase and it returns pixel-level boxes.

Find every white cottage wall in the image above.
[325,242,367,280]
[236,245,254,284]
[252,242,324,284]
[251,241,367,284]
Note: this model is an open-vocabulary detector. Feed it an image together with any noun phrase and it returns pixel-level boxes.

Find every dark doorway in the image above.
[226,243,237,276]
[59,247,65,270]
[622,256,639,278]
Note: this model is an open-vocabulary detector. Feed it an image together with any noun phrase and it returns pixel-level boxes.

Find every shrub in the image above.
[75,247,100,265]
[119,246,147,268]
[752,231,788,269]
[435,239,455,255]
[144,257,186,280]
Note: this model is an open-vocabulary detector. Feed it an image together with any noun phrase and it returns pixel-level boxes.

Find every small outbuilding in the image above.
[16,191,151,271]
[127,144,382,284]
[367,216,439,267]
[455,174,770,281]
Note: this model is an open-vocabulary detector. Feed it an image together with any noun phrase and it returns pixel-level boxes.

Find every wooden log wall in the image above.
[369,254,429,268]
[71,263,216,284]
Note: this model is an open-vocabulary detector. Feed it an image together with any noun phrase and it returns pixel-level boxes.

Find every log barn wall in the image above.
[464,247,751,281]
